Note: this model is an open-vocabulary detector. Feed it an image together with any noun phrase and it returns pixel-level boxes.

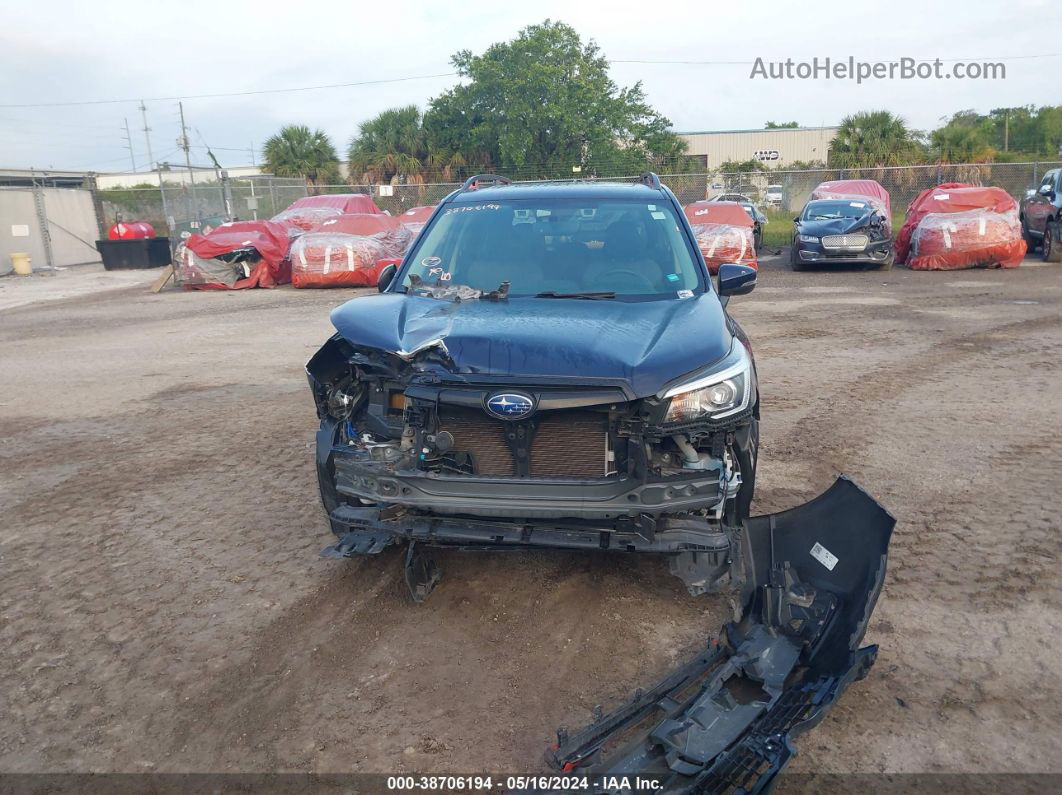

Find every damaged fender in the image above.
[546,476,894,794]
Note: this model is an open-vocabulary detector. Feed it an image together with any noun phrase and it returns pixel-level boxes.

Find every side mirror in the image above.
[377,263,397,292]
[717,263,757,298]
[1039,184,1055,198]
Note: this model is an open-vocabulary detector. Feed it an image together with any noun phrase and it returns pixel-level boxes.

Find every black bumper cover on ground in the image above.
[543,476,894,794]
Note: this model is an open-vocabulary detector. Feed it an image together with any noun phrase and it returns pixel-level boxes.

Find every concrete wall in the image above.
[0,186,101,273]
[94,166,263,190]
[40,187,101,266]
[677,127,838,169]
[0,189,47,273]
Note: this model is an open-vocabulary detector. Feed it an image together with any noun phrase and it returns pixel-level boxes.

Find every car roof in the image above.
[806,197,865,205]
[447,180,668,204]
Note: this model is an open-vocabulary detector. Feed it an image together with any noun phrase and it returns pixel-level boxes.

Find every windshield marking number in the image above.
[443,203,501,215]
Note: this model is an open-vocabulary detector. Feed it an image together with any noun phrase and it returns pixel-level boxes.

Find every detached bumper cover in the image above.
[545,476,894,794]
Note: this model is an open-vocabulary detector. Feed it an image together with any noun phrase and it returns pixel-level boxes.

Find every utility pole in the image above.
[122,118,137,172]
[249,141,256,167]
[139,100,154,169]
[1003,110,1009,153]
[178,101,198,227]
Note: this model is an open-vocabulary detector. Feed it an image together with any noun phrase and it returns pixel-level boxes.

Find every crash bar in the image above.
[461,174,513,191]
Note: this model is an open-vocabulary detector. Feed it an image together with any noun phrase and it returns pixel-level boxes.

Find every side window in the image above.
[1041,171,1056,190]
[1055,171,1062,192]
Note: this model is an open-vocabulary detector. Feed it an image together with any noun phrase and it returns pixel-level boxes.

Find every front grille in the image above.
[822,234,868,250]
[438,407,610,478]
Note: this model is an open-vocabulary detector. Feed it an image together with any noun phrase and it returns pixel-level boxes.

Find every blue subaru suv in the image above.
[307,174,896,789]
[307,173,761,597]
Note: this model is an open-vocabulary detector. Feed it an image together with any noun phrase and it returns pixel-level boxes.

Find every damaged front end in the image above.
[307,321,759,601]
[546,477,894,794]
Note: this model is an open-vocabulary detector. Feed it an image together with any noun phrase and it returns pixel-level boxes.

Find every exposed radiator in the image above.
[438,407,610,478]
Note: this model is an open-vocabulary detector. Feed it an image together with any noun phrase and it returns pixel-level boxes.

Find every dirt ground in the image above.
[1,255,1060,782]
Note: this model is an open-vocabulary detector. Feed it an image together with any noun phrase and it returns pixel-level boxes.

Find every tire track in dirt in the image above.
[157,541,722,772]
[770,311,1061,486]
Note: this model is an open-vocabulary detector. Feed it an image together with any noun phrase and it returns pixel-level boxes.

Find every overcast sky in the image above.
[1,0,1057,173]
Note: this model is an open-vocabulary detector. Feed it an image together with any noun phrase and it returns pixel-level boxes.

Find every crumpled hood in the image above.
[330,292,732,397]
[800,213,879,236]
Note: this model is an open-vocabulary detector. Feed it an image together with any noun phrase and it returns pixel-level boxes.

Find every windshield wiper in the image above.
[534,291,616,300]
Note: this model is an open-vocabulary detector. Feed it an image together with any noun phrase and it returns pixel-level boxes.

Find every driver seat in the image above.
[580,220,664,292]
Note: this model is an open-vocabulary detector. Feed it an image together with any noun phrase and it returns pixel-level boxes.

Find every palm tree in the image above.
[262,125,339,193]
[348,106,428,184]
[828,111,925,168]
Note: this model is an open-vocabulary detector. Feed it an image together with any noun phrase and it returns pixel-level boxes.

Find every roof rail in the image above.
[638,172,662,189]
[461,174,513,191]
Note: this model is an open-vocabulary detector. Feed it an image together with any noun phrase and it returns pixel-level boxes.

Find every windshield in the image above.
[803,200,872,220]
[767,185,783,193]
[740,203,763,222]
[400,198,704,299]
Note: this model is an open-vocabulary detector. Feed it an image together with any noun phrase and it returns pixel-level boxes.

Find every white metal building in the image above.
[677,127,838,170]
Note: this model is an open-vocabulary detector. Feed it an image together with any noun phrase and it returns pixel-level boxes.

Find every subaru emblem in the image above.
[485,392,535,420]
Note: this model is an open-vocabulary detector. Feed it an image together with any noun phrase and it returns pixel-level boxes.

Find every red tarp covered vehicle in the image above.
[683,201,758,274]
[398,205,436,238]
[811,179,892,229]
[108,220,156,240]
[271,193,383,234]
[179,220,292,289]
[896,183,1027,270]
[291,214,414,288]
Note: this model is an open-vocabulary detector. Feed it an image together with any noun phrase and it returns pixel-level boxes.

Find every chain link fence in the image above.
[98,161,1061,246]
[656,161,1062,215]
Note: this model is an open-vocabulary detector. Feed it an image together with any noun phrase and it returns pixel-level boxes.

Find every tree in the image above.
[930,110,996,162]
[782,159,827,170]
[718,159,767,191]
[927,105,1062,161]
[262,125,339,192]
[719,159,768,174]
[423,20,686,178]
[765,121,799,129]
[347,105,427,184]
[828,111,925,168]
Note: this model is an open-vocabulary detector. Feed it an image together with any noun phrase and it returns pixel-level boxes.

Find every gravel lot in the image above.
[1,256,1059,782]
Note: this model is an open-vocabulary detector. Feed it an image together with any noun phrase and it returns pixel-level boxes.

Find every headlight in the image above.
[662,344,754,422]
[798,234,819,243]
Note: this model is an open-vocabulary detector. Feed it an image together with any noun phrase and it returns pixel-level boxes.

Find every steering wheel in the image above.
[593,268,658,293]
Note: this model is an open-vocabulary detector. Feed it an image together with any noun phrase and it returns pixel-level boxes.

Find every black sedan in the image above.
[790,198,893,270]
[738,201,766,250]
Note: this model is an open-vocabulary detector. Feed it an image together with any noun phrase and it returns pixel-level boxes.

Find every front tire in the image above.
[789,246,807,271]
[1043,220,1062,263]
[875,250,895,271]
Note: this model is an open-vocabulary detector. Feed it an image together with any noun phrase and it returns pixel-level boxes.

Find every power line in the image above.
[0,72,459,109]
[611,53,1062,65]
[4,50,1062,110]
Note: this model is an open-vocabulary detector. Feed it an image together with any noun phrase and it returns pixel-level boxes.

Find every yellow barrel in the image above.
[10,252,33,275]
